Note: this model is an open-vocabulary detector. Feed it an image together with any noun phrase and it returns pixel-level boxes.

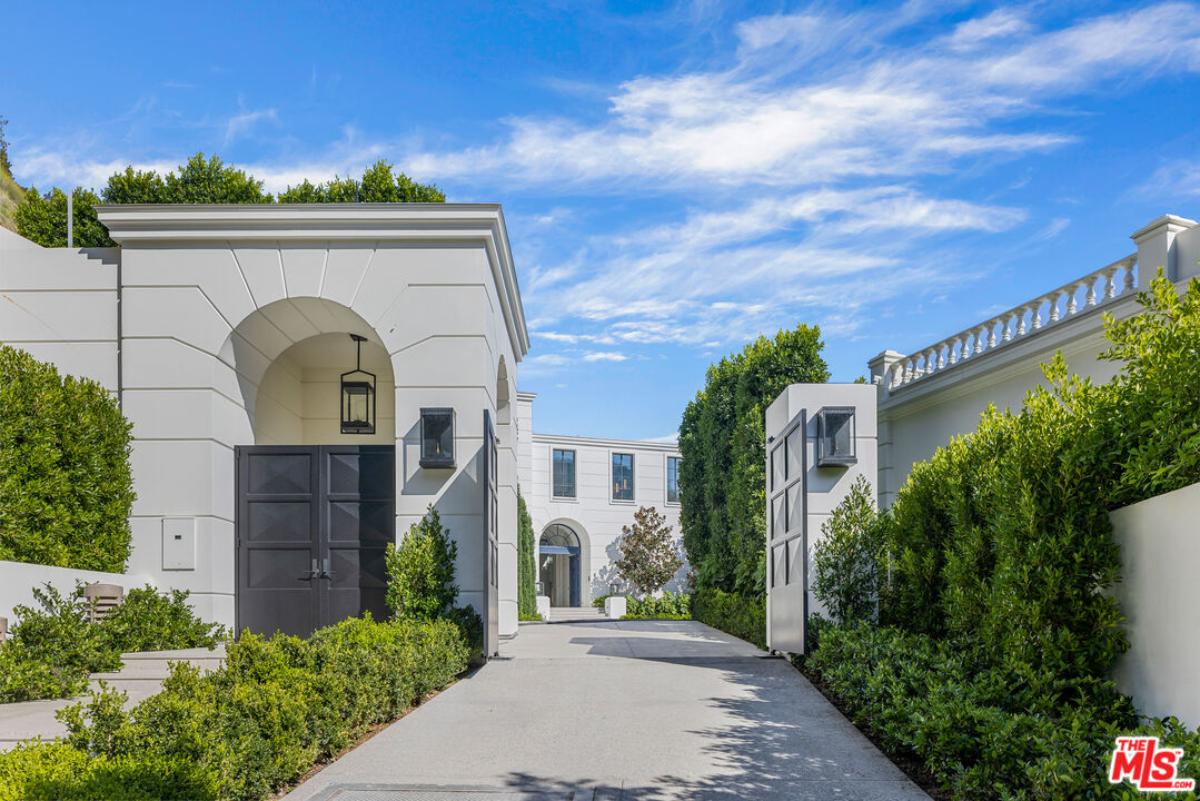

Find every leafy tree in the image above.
[517,492,537,619]
[13,187,114,247]
[15,153,443,247]
[679,324,829,596]
[0,116,11,175]
[812,476,882,625]
[614,505,681,596]
[384,507,458,620]
[0,346,134,571]
[277,160,444,203]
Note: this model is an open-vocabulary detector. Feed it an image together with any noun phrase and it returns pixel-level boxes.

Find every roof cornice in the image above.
[532,431,680,453]
[95,203,529,359]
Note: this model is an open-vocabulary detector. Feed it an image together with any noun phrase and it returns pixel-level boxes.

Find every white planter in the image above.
[535,595,551,621]
[604,595,627,619]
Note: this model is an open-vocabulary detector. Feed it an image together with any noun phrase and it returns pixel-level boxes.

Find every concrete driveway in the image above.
[285,618,931,801]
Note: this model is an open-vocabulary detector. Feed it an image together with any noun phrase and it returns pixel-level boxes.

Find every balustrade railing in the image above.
[882,253,1138,392]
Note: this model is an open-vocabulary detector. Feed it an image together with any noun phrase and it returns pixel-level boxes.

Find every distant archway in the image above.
[539,523,581,607]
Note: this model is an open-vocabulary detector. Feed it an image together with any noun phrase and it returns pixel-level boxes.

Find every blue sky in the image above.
[4,1,1200,440]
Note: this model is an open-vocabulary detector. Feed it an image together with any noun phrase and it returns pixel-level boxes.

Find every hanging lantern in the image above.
[340,334,376,435]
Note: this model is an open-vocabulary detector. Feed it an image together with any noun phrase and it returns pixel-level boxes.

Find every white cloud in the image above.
[224,107,278,145]
[582,351,629,362]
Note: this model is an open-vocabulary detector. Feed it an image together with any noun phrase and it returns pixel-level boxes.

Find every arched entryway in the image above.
[539,523,581,607]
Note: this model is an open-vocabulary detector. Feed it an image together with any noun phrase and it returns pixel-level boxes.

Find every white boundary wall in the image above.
[1109,482,1200,728]
[0,560,151,626]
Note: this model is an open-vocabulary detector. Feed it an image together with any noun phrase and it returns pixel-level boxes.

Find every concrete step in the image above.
[547,607,609,623]
[87,646,226,692]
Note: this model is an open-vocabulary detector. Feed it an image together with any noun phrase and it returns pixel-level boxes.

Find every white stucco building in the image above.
[0,203,682,653]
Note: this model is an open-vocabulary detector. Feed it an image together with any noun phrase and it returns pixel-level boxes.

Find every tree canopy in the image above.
[15,153,444,248]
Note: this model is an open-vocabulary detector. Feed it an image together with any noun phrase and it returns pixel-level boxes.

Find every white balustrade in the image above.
[884,254,1137,392]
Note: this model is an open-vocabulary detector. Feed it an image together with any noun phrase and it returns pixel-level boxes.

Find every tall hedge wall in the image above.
[678,324,829,596]
[0,346,134,571]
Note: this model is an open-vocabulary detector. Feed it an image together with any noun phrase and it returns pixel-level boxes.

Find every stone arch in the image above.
[221,297,395,445]
[537,517,592,606]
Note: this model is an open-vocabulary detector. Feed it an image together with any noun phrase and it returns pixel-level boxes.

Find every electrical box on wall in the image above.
[162,517,196,570]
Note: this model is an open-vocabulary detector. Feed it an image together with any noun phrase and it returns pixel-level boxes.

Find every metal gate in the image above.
[766,410,807,654]
[482,410,499,657]
[236,445,394,637]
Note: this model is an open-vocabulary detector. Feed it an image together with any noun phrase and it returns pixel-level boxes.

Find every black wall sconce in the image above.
[340,334,376,435]
[815,406,857,467]
[420,408,455,468]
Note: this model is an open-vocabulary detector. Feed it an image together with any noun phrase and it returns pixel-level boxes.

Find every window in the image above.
[666,456,681,504]
[815,406,856,467]
[612,452,634,501]
[552,449,576,498]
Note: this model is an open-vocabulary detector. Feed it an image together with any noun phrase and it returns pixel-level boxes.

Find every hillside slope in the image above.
[0,160,25,233]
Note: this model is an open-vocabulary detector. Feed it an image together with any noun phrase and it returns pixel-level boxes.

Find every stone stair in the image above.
[547,606,609,624]
[88,645,226,700]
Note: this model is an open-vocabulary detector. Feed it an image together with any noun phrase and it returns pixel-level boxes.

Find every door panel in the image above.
[767,410,807,654]
[482,411,499,657]
[237,445,395,638]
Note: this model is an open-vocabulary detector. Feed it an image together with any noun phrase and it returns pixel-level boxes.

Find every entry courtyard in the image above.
[285,617,930,801]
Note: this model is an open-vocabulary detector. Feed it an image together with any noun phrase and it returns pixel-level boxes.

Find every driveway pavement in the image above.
[285,618,931,801]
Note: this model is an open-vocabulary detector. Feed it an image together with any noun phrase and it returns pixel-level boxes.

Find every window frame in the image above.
[551,447,578,500]
[665,454,682,506]
[610,450,635,503]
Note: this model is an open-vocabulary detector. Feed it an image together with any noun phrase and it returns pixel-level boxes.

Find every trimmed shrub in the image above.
[623,592,690,620]
[0,346,135,571]
[811,475,882,625]
[517,493,538,620]
[0,584,222,703]
[385,506,458,620]
[691,588,765,649]
[7,615,470,801]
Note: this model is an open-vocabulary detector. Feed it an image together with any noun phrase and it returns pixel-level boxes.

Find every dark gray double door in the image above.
[236,445,394,638]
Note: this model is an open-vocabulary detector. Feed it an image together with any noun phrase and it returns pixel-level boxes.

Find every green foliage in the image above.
[3,615,470,801]
[679,324,829,596]
[812,476,883,625]
[0,346,134,571]
[14,153,443,247]
[13,185,113,247]
[614,505,681,595]
[691,588,766,649]
[0,584,222,703]
[385,507,458,621]
[622,592,690,620]
[517,493,538,620]
[278,160,444,203]
[803,625,1199,801]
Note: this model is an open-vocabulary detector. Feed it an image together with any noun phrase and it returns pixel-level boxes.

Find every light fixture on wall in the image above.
[340,334,376,435]
[419,408,455,468]
[815,406,857,467]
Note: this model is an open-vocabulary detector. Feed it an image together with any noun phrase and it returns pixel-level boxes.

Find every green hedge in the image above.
[622,592,690,620]
[804,625,1200,801]
[0,615,468,801]
[0,346,134,571]
[678,325,829,596]
[0,585,224,702]
[517,493,538,620]
[691,588,765,649]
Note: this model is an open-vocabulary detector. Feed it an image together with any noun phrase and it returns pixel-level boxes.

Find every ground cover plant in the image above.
[0,585,224,703]
[803,274,1200,800]
[0,346,134,572]
[0,615,469,801]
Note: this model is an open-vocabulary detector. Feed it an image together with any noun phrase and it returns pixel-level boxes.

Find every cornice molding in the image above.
[95,203,529,359]
[532,431,680,453]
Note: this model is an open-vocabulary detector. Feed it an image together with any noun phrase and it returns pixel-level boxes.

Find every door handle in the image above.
[319,557,335,580]
[301,558,318,581]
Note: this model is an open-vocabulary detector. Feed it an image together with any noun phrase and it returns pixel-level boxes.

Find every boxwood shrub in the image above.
[622,591,691,620]
[0,346,134,572]
[0,584,224,702]
[0,615,469,801]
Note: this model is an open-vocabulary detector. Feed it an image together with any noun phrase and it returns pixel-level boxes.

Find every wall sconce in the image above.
[609,582,621,596]
[340,334,376,435]
[419,408,455,468]
[815,406,857,467]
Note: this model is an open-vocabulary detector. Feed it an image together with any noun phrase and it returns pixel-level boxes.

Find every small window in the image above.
[666,456,681,504]
[612,452,634,501]
[419,408,455,468]
[552,449,576,498]
[815,407,856,467]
